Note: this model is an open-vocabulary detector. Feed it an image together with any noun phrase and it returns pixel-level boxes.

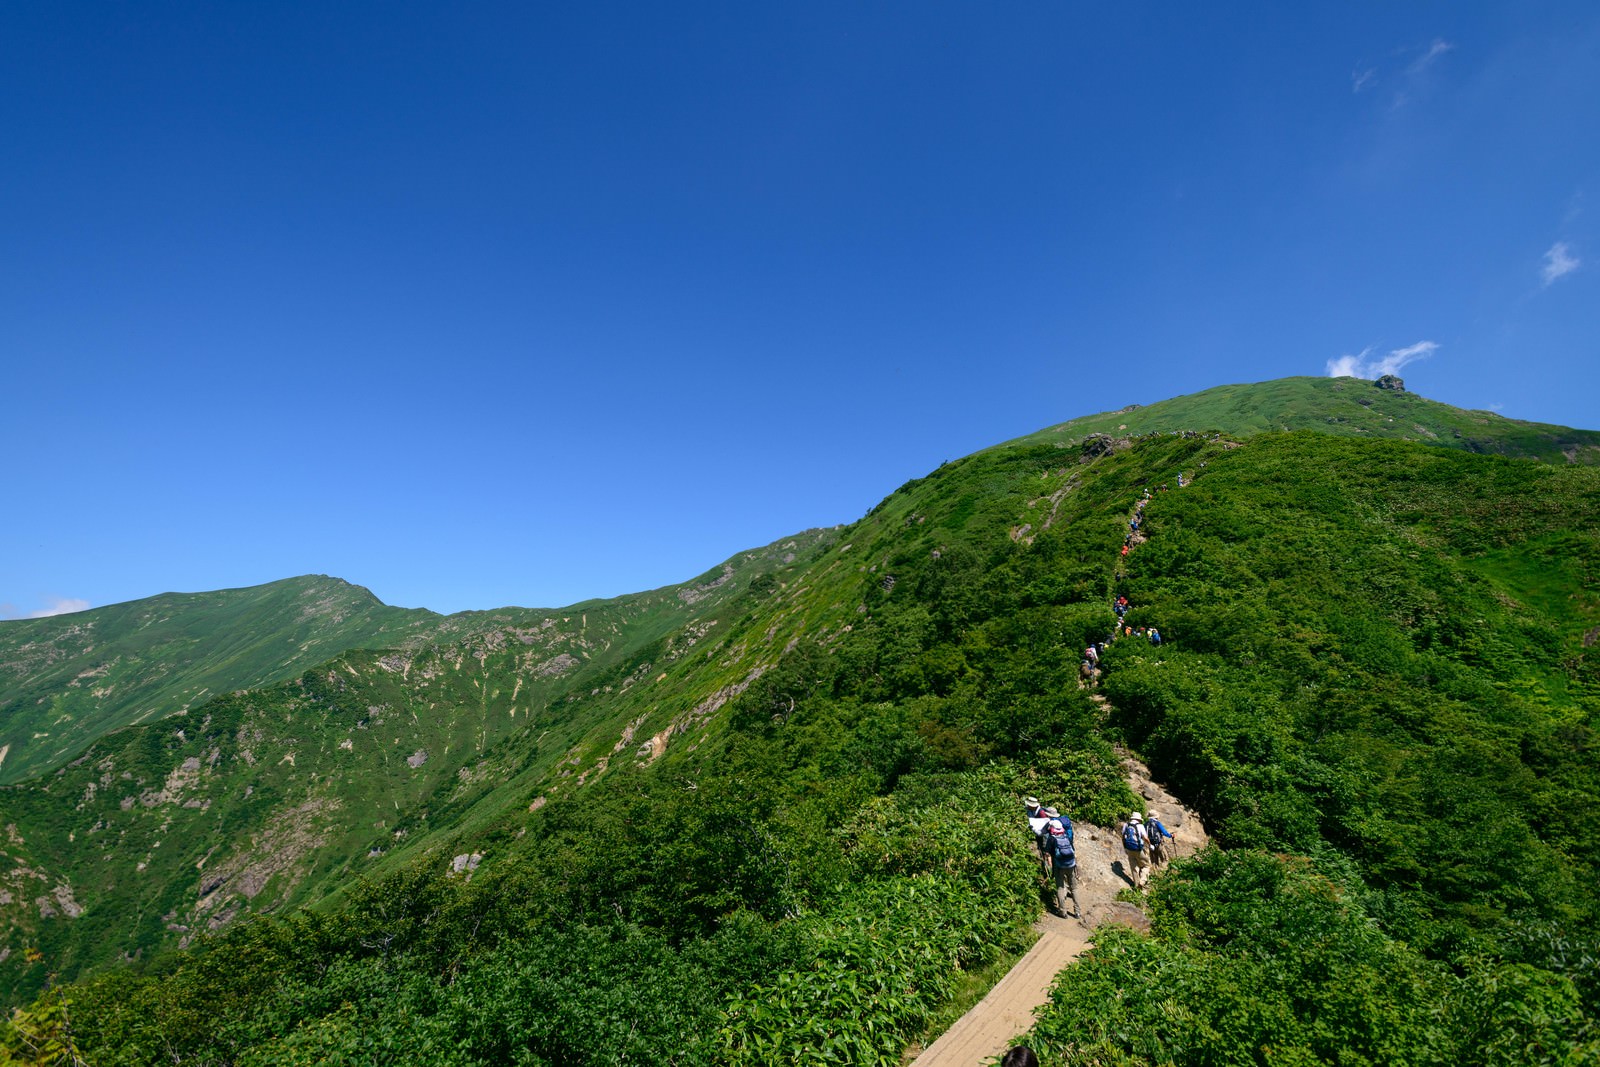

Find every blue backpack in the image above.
[1046,818,1075,862]
[1122,822,1144,851]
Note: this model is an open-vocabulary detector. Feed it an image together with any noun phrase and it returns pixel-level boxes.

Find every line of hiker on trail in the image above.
[1130,430,1219,442]
[1116,810,1176,890]
[1024,797,1176,920]
[1038,474,1193,918]
[1079,598,1162,686]
[1082,477,1199,685]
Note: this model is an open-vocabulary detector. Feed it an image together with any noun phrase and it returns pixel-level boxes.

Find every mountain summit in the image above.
[1010,375,1600,464]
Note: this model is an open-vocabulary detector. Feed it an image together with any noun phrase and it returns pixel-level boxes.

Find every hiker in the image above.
[1025,796,1050,876]
[1001,1046,1039,1067]
[1122,812,1151,888]
[1148,627,1162,646]
[1147,811,1176,865]
[1042,806,1081,920]
[1084,645,1099,668]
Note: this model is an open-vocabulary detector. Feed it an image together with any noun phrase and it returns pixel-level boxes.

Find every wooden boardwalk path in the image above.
[909,915,1088,1066]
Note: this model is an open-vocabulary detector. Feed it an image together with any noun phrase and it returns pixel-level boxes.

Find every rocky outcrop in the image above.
[1080,434,1130,461]
[1374,374,1405,392]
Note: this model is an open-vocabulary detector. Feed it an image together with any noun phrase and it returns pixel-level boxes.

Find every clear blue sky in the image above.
[5,3,1597,617]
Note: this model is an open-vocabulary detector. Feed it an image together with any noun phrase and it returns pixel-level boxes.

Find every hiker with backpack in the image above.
[1041,806,1082,920]
[1122,812,1151,889]
[1025,796,1051,876]
[1146,811,1175,865]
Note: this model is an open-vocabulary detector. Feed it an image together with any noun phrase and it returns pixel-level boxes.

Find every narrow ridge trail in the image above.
[908,755,1208,1066]
[913,465,1207,1065]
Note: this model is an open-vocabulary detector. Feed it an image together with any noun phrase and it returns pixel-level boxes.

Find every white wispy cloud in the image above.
[1381,38,1455,110]
[1351,67,1377,93]
[1541,241,1580,286]
[28,597,91,618]
[1408,38,1454,75]
[1326,341,1438,379]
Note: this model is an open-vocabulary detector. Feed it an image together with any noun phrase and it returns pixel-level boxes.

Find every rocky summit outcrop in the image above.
[1374,374,1405,392]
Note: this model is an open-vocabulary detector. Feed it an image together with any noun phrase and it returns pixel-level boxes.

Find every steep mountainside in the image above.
[0,576,454,785]
[0,531,837,1000]
[0,553,836,787]
[3,378,1597,1064]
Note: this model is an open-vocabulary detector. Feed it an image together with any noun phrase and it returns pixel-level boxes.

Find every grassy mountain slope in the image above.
[3,378,1598,1062]
[1010,375,1600,464]
[0,576,460,785]
[0,530,836,1003]
[0,549,841,788]
[1,377,1569,790]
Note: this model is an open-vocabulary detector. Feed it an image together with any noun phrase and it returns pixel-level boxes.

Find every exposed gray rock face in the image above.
[1081,434,1129,460]
[1374,374,1405,392]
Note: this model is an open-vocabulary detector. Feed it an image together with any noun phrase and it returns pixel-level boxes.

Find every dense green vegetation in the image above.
[3,435,1149,1063]
[1107,434,1600,942]
[4,379,1599,1063]
[1020,432,1600,1064]
[1030,849,1598,1065]
[1,645,1130,1064]
[0,532,839,1006]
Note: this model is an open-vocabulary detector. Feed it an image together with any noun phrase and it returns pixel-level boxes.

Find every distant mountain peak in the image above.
[1008,375,1598,466]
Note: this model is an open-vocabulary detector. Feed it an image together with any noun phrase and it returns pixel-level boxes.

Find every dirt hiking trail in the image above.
[907,754,1208,1066]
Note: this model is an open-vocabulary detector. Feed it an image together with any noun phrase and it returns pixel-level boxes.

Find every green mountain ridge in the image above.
[3,376,1598,1063]
[4,377,1583,794]
[0,528,840,999]
[0,539,839,787]
[0,575,475,787]
[1009,374,1600,464]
